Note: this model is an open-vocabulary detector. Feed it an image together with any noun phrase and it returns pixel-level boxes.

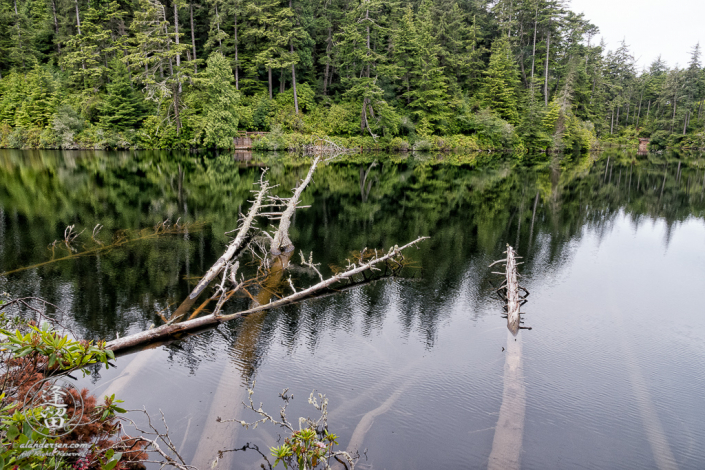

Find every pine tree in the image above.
[99,60,148,130]
[481,36,520,124]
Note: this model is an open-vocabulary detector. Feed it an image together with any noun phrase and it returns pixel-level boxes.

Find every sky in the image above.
[569,0,705,70]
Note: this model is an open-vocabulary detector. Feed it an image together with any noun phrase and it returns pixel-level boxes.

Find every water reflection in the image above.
[2,149,705,468]
[0,149,704,355]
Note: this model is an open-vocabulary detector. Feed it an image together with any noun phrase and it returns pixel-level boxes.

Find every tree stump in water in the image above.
[490,244,531,335]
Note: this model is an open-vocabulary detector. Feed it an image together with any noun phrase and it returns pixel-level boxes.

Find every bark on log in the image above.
[106,237,428,352]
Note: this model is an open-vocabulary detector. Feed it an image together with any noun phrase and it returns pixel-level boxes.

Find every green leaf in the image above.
[103,459,119,470]
[103,452,122,470]
[6,424,19,440]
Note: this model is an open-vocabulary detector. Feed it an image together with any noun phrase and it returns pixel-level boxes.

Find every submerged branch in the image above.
[0,221,203,277]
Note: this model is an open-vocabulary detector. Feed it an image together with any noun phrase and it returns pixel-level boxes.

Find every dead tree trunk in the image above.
[270,156,320,255]
[169,173,270,321]
[490,245,530,336]
[105,237,428,352]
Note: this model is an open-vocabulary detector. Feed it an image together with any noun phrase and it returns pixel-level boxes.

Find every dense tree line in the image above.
[0,0,704,151]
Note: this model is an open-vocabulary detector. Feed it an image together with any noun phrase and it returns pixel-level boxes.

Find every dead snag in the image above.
[270,156,320,255]
[170,172,270,322]
[105,236,429,352]
[490,244,531,336]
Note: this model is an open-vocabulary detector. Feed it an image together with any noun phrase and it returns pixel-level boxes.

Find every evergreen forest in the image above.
[1,0,705,152]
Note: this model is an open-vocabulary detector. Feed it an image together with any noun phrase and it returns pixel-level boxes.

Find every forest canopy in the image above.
[0,0,704,151]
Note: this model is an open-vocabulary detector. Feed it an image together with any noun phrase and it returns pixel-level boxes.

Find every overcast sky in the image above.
[569,0,705,70]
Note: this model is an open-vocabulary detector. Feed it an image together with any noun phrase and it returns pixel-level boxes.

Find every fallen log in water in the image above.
[269,155,320,255]
[168,173,271,323]
[105,156,428,353]
[490,244,531,335]
[105,237,428,352]
[488,244,530,470]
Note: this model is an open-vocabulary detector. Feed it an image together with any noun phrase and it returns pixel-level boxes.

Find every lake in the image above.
[1,148,704,469]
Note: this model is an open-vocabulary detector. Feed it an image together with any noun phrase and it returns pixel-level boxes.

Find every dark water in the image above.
[1,149,705,469]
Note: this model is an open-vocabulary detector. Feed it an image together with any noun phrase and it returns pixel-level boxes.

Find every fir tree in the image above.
[334,0,397,136]
[99,60,148,131]
[15,65,57,128]
[62,1,125,88]
[405,0,451,134]
[193,51,240,148]
[481,36,520,124]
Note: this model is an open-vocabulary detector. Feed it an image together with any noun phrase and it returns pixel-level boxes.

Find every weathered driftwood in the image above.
[303,135,356,156]
[490,245,531,336]
[105,236,428,352]
[168,175,270,322]
[488,245,530,469]
[270,156,320,255]
[504,245,521,335]
[216,237,428,322]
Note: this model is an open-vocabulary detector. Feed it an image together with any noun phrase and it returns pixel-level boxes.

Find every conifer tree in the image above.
[205,0,228,52]
[15,65,56,128]
[404,0,451,134]
[243,0,299,100]
[99,60,148,130]
[125,0,191,132]
[192,51,240,147]
[334,0,397,137]
[62,1,125,87]
[432,0,484,94]
[0,71,25,124]
[391,4,417,104]
[481,36,520,124]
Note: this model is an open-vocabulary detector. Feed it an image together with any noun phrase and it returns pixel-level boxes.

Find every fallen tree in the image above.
[269,155,319,255]
[169,173,271,323]
[106,158,429,353]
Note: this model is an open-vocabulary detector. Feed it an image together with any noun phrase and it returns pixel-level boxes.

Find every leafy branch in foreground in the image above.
[0,310,146,470]
[218,382,358,470]
[0,321,114,374]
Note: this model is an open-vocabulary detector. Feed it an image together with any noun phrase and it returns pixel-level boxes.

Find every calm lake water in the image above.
[1,149,705,469]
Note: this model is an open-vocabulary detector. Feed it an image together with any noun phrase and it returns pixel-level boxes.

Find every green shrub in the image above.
[7,127,25,148]
[52,105,85,149]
